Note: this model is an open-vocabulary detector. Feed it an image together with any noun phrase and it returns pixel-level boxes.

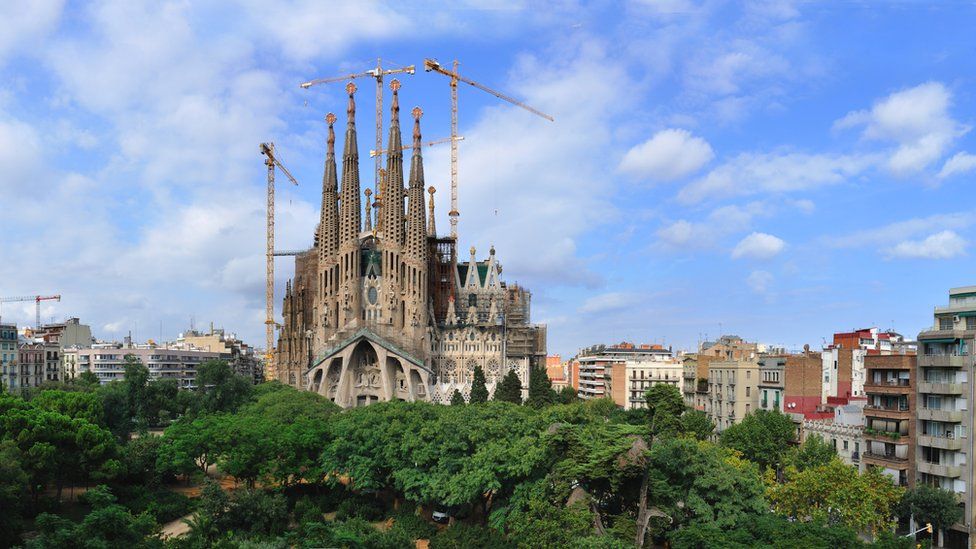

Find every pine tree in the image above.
[494,369,523,404]
[527,364,556,407]
[450,389,466,406]
[469,366,489,404]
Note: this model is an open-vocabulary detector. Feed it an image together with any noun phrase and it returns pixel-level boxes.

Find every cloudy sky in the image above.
[2,1,975,357]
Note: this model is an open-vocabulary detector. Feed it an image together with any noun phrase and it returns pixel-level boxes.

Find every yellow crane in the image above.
[423,58,554,239]
[300,58,415,195]
[259,142,298,381]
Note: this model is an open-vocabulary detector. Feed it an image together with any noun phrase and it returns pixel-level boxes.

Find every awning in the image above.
[957,311,976,317]
[922,338,958,343]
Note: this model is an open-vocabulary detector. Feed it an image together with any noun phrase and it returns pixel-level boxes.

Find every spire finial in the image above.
[364,188,373,232]
[390,78,401,92]
[412,106,423,146]
[325,112,336,152]
[470,245,476,256]
[427,186,436,237]
[346,82,357,118]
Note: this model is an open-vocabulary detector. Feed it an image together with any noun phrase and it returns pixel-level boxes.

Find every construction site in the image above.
[266,59,549,406]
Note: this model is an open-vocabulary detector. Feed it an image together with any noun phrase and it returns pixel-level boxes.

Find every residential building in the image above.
[822,346,866,400]
[682,354,705,409]
[62,346,83,380]
[700,335,759,361]
[176,326,262,383]
[863,354,915,487]
[758,355,786,412]
[16,339,45,390]
[784,348,823,416]
[576,342,681,409]
[916,286,976,547]
[1,322,17,392]
[834,327,904,354]
[706,359,760,432]
[801,402,864,471]
[77,343,219,388]
[33,318,93,348]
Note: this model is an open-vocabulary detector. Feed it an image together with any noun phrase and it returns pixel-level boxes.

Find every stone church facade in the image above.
[274,80,546,407]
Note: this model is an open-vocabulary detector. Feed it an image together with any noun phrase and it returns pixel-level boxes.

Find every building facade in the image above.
[178,327,262,384]
[1,322,17,392]
[273,82,545,406]
[706,360,760,432]
[801,404,864,472]
[15,340,45,390]
[916,286,976,547]
[77,344,219,388]
[822,347,865,401]
[758,355,786,412]
[863,353,915,487]
[576,343,681,409]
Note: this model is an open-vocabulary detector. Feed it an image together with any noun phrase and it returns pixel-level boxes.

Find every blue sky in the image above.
[2,1,975,358]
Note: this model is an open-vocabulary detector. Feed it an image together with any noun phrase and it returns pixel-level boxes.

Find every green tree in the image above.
[469,366,490,404]
[28,485,159,549]
[527,363,556,407]
[644,384,685,438]
[896,484,963,536]
[720,409,796,469]
[787,434,836,471]
[767,459,903,533]
[679,409,714,441]
[194,359,253,414]
[450,389,466,406]
[123,356,151,428]
[494,369,523,404]
[557,385,578,404]
[0,440,28,547]
[78,370,100,386]
[30,390,104,426]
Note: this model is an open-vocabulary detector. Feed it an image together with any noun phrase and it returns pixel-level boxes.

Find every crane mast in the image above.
[259,143,298,381]
[0,295,61,329]
[423,58,553,239]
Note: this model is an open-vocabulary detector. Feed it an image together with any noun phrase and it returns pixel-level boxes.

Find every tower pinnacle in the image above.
[427,186,436,237]
[318,112,340,259]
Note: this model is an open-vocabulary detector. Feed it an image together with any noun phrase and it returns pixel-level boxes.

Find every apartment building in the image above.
[576,342,681,409]
[1,322,16,391]
[706,360,760,432]
[683,354,707,410]
[15,339,46,390]
[784,349,824,416]
[822,347,866,400]
[758,355,786,412]
[862,354,915,487]
[176,327,262,383]
[916,286,976,547]
[77,343,219,388]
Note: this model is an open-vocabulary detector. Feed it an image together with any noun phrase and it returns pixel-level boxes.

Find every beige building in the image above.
[706,360,760,432]
[77,343,219,388]
[577,342,681,410]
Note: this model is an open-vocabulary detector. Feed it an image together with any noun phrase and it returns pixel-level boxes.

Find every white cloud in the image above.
[825,212,973,250]
[835,82,969,174]
[732,232,785,259]
[0,0,63,64]
[618,128,714,181]
[656,202,765,249]
[579,292,639,314]
[678,151,874,204]
[939,152,976,179]
[747,270,774,294]
[886,230,967,260]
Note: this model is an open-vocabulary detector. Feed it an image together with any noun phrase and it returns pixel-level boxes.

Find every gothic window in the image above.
[468,293,477,307]
[367,286,378,305]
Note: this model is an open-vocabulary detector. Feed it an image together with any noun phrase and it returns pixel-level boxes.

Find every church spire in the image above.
[381,79,405,246]
[363,188,373,232]
[427,186,436,237]
[319,112,339,259]
[339,82,361,244]
[406,106,427,261]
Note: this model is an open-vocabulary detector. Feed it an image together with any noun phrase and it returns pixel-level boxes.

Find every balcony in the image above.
[863,428,906,443]
[918,354,969,368]
[918,382,965,395]
[917,408,966,423]
[917,434,964,451]
[864,380,912,395]
[862,451,908,466]
[864,405,911,419]
[917,461,963,478]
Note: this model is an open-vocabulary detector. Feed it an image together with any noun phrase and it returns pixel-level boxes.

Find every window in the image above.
[746,387,751,397]
[746,370,751,379]
[843,440,849,450]
[940,316,954,330]
[968,316,976,330]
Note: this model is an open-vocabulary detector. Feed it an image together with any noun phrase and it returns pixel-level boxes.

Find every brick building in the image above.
[863,353,915,487]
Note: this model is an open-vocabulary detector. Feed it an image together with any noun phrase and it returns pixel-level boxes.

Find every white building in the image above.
[77,343,219,388]
[801,402,865,471]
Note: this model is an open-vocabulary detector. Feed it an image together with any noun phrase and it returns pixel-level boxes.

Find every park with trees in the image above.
[0,356,959,548]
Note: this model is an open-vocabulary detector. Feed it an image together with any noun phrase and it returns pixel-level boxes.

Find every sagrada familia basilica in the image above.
[273,80,546,407]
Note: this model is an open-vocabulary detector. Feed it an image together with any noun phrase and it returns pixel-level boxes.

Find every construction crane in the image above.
[0,295,61,328]
[423,58,554,239]
[369,136,464,158]
[259,142,299,380]
[300,58,415,194]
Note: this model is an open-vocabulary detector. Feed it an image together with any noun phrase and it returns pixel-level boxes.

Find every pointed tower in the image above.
[318,113,340,261]
[337,82,362,328]
[381,79,406,246]
[427,186,437,237]
[363,188,373,232]
[406,106,428,262]
[339,82,362,245]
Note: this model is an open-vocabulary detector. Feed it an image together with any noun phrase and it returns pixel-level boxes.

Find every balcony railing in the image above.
[918,382,964,395]
[917,433,964,451]
[917,408,965,423]
[917,461,963,478]
[863,451,908,464]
